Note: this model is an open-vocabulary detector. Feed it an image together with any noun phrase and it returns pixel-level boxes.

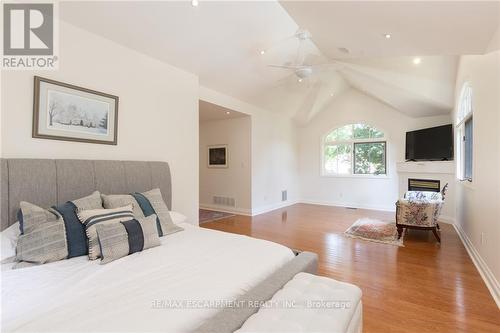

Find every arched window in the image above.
[322,124,386,176]
[456,83,473,181]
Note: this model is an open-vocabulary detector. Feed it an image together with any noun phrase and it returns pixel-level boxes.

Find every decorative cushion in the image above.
[77,205,135,260]
[15,202,68,265]
[131,188,183,236]
[101,194,145,218]
[405,191,442,202]
[103,188,183,237]
[72,190,103,210]
[52,191,103,258]
[96,215,161,264]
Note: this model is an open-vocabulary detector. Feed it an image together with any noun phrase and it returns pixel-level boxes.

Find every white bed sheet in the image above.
[1,223,294,332]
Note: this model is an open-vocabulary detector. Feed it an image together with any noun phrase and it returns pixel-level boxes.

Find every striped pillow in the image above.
[77,205,134,260]
[95,215,161,264]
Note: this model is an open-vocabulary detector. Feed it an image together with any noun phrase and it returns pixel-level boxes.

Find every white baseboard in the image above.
[299,199,395,212]
[199,204,252,216]
[299,200,456,225]
[251,200,298,216]
[200,201,298,217]
[453,222,500,309]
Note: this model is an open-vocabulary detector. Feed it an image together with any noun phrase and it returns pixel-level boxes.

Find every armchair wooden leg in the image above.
[432,227,441,243]
[436,223,441,230]
[397,225,403,239]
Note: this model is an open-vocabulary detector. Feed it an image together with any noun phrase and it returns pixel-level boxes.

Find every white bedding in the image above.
[1,223,294,332]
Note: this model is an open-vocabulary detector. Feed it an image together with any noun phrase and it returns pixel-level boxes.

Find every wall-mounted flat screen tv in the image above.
[405,124,453,161]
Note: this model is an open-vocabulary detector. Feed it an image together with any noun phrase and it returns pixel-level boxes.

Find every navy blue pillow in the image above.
[52,202,88,258]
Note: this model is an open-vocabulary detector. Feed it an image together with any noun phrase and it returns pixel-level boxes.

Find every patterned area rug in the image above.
[199,209,235,224]
[344,218,404,246]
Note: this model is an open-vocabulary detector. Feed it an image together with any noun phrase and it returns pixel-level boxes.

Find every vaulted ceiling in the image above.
[60,1,500,124]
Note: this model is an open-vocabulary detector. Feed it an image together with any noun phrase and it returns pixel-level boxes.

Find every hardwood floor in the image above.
[201,203,500,333]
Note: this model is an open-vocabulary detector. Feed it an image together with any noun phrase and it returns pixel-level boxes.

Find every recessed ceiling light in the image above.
[413,57,421,65]
[330,93,334,97]
[384,33,391,39]
[298,78,303,83]
[225,111,230,115]
[191,0,199,7]
[260,50,265,55]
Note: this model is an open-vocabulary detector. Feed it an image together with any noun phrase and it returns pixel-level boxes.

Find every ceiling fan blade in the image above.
[271,72,296,88]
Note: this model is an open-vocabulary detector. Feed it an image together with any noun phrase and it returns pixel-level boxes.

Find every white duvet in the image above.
[1,223,294,332]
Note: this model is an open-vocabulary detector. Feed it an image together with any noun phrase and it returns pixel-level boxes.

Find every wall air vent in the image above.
[213,196,235,207]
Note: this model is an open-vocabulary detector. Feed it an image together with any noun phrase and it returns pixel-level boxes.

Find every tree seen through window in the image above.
[323,124,386,176]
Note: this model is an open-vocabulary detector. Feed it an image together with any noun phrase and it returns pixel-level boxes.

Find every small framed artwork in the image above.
[33,76,119,145]
[208,145,228,168]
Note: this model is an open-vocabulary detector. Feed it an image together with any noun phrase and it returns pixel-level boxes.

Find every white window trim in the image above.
[320,126,388,178]
[456,83,473,184]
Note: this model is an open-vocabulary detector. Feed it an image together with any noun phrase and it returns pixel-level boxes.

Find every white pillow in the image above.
[1,222,20,261]
[169,211,187,225]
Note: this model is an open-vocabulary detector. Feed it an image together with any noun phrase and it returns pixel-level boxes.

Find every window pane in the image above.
[326,125,353,141]
[354,142,386,175]
[352,124,371,139]
[324,144,352,174]
[353,124,384,139]
[464,117,473,180]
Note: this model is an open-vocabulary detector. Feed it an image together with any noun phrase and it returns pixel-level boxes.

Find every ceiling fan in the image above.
[268,29,342,83]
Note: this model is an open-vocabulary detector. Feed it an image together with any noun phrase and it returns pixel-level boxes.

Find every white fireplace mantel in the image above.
[396,161,455,175]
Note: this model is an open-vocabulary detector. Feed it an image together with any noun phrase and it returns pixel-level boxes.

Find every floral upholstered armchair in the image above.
[395,184,447,242]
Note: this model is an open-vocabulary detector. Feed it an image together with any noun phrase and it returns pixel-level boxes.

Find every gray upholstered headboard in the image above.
[0,159,172,231]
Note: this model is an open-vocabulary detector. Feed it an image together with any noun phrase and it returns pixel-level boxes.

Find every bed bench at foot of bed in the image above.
[195,251,362,333]
[236,272,363,333]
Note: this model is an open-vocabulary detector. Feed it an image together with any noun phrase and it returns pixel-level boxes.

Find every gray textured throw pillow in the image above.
[101,194,145,218]
[139,188,183,236]
[96,214,161,264]
[72,191,103,211]
[15,202,68,264]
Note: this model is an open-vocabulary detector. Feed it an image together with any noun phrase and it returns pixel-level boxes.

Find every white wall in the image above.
[199,116,252,214]
[453,51,500,304]
[298,88,453,213]
[0,21,200,224]
[199,87,300,215]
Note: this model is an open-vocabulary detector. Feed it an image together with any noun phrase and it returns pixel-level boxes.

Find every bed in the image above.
[0,159,317,333]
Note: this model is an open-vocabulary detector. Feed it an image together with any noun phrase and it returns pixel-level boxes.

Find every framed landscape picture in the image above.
[208,145,228,168]
[33,76,119,145]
